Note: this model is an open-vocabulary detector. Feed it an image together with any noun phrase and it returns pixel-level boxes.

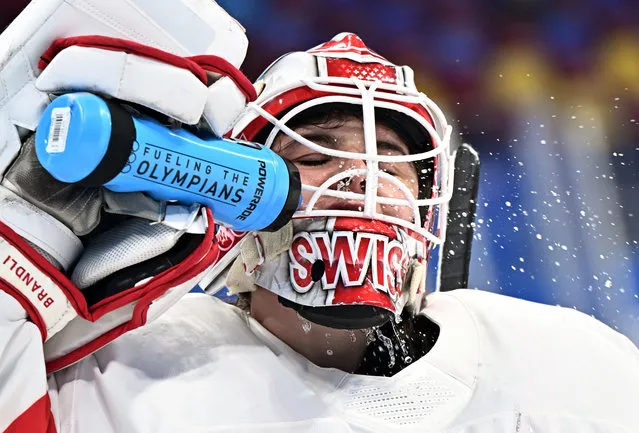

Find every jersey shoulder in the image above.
[431,288,637,354]
[421,289,639,429]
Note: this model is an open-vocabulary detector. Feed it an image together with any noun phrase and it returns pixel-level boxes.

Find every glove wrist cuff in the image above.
[0,185,83,271]
[0,220,83,341]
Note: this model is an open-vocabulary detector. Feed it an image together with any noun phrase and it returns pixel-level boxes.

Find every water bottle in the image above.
[34,92,301,232]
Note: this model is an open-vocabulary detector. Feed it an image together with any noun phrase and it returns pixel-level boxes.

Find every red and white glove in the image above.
[0,0,251,372]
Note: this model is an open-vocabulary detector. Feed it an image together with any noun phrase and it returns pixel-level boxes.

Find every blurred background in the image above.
[1,0,638,343]
[216,0,639,344]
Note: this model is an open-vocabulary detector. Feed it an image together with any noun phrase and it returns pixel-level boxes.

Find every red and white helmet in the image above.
[223,33,454,328]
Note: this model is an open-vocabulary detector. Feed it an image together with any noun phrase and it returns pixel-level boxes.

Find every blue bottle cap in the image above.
[35,93,113,183]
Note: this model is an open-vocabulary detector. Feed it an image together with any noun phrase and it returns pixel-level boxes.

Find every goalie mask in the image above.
[226,33,454,329]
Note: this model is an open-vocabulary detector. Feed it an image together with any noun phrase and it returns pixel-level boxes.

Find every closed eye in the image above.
[377,140,410,157]
[295,155,331,166]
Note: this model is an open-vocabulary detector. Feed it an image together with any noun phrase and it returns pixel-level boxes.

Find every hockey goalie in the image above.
[0,1,637,432]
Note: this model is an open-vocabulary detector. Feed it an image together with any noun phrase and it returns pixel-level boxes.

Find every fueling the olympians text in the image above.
[135,143,248,205]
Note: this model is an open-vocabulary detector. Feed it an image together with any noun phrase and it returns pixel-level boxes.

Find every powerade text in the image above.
[236,160,267,221]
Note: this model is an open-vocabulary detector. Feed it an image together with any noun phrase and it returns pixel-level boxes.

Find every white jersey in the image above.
[1,289,638,433]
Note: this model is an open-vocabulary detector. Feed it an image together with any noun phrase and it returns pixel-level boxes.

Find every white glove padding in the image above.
[36,35,257,133]
[0,211,221,371]
[0,0,249,176]
[0,0,253,372]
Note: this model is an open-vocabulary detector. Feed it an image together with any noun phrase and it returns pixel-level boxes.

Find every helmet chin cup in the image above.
[278,296,393,330]
[241,217,427,329]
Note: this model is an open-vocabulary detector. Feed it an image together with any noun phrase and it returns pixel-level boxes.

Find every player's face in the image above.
[272,116,419,223]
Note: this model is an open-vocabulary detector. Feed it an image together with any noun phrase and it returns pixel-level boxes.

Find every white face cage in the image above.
[232,38,454,250]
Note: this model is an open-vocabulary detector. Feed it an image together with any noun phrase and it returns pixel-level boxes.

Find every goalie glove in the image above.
[0,0,251,372]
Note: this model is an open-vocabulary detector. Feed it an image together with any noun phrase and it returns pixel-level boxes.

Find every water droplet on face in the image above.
[365,328,377,344]
[326,349,334,356]
[296,313,313,333]
[301,320,312,333]
[390,319,409,358]
[375,328,396,368]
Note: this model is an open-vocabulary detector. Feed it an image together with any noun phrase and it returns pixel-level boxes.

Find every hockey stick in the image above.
[438,143,481,291]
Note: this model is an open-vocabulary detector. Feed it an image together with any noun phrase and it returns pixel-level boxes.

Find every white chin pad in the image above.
[406,259,426,307]
[226,222,294,294]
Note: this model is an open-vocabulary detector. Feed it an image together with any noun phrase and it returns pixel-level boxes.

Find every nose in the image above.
[332,159,367,194]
